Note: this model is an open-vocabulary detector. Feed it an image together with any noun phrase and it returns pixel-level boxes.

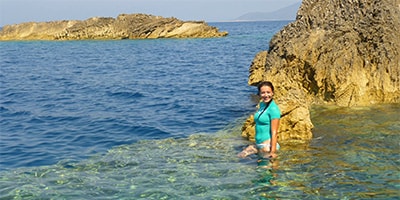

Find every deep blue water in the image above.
[0,21,290,170]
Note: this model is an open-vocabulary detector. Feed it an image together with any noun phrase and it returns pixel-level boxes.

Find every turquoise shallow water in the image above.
[0,104,399,199]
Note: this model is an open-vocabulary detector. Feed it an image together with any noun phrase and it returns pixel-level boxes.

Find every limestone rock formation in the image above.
[242,0,400,143]
[0,13,228,40]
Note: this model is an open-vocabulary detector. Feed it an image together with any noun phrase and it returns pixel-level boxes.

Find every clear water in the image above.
[1,21,399,199]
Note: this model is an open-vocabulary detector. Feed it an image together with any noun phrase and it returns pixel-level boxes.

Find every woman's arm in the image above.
[270,118,280,157]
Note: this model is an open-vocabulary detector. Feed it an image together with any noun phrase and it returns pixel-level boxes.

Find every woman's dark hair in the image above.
[257,81,274,93]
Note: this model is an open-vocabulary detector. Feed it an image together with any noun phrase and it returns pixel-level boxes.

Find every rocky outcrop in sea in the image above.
[0,13,228,40]
[242,0,400,143]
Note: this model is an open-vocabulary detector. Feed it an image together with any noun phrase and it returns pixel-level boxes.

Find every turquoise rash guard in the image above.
[254,100,281,144]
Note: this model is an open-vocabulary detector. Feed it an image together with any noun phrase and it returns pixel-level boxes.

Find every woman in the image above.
[238,81,281,159]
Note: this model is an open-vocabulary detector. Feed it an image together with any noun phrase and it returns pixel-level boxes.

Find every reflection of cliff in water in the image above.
[1,104,399,199]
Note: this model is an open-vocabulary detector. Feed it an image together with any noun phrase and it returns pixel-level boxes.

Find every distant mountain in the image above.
[235,2,301,21]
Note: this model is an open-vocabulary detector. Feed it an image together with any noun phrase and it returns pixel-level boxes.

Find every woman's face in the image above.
[259,85,274,103]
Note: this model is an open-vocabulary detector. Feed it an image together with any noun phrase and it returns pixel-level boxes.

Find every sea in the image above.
[0,21,399,199]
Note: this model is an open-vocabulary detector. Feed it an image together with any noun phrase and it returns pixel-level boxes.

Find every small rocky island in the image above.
[241,0,400,143]
[0,13,228,40]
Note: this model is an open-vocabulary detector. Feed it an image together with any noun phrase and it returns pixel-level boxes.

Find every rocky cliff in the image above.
[242,0,400,143]
[0,13,228,40]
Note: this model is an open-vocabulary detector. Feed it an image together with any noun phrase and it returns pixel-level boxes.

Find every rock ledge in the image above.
[0,13,228,40]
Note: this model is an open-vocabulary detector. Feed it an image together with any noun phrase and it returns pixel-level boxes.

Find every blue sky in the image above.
[0,0,301,26]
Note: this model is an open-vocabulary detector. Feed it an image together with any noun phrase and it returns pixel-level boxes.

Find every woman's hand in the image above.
[261,151,277,159]
[269,152,277,159]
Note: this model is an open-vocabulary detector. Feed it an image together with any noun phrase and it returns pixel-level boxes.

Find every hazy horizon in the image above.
[0,0,301,26]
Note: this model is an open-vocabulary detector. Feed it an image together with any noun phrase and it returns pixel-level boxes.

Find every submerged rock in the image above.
[243,0,400,143]
[0,13,228,40]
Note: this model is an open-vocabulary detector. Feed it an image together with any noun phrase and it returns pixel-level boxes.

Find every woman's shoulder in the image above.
[270,100,281,111]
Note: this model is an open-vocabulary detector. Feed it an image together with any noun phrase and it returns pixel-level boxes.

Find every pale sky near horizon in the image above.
[0,0,301,26]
